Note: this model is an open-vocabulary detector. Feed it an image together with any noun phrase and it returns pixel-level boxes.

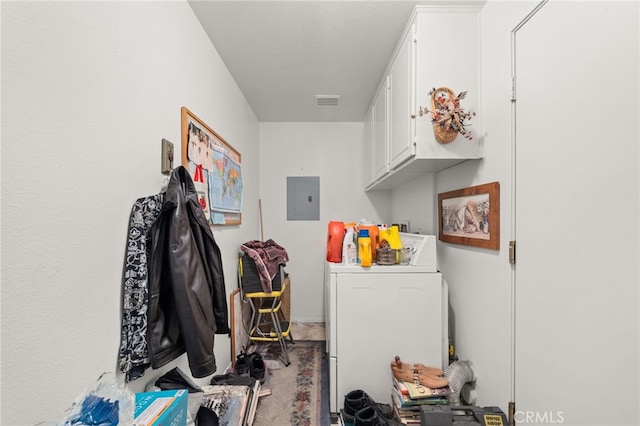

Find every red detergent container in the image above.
[326,221,345,262]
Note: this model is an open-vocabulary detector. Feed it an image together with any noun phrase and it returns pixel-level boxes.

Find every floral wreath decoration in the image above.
[411,87,476,143]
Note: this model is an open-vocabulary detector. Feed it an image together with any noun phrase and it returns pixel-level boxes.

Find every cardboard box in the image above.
[134,389,187,426]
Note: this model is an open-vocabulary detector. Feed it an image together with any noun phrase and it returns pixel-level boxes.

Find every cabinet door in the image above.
[372,78,389,180]
[389,27,414,170]
[363,106,374,187]
[413,10,480,159]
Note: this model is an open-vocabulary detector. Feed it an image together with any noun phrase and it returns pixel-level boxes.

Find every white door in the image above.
[513,2,639,425]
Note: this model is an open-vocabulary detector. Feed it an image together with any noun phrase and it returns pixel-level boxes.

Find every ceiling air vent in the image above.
[315,95,341,107]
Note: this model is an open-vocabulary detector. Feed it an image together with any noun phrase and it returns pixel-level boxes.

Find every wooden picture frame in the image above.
[181,107,242,225]
[438,181,500,250]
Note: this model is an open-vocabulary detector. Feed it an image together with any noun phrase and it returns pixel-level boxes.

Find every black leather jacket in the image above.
[147,166,230,378]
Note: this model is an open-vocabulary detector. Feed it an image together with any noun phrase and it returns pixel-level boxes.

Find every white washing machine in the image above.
[323,234,448,416]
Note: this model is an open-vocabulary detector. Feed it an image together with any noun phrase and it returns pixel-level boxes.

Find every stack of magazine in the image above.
[391,377,450,425]
[151,366,266,426]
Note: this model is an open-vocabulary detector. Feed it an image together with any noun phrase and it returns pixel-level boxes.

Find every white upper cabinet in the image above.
[365,4,484,191]
[372,77,389,181]
[413,8,481,162]
[363,105,375,187]
[388,23,415,171]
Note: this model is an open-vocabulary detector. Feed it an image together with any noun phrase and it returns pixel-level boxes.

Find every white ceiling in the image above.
[188,1,436,122]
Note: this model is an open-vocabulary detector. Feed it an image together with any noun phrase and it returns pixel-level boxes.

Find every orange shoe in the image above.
[391,355,444,377]
[391,365,449,389]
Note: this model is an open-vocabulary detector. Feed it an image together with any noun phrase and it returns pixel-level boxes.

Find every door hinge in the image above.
[509,401,516,426]
[509,241,516,264]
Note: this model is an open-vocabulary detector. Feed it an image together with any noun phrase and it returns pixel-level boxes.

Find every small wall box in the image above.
[161,138,174,174]
[134,389,187,426]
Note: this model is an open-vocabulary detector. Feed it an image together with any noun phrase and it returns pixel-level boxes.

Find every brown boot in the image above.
[391,365,449,389]
[391,355,444,377]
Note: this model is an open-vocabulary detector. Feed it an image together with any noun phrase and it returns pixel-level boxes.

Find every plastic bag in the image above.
[56,372,135,425]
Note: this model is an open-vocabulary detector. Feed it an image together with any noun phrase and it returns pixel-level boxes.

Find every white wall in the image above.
[430,1,536,411]
[1,1,260,424]
[423,1,639,423]
[3,1,638,425]
[389,172,436,235]
[258,122,391,321]
[387,2,535,411]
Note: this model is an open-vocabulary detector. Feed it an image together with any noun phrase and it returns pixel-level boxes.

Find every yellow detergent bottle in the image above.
[358,220,379,261]
[379,225,402,250]
[358,229,372,267]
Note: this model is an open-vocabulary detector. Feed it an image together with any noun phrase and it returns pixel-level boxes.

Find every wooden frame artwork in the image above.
[438,181,500,250]
[181,107,242,225]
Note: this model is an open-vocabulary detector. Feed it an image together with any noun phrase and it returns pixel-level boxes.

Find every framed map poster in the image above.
[181,107,242,225]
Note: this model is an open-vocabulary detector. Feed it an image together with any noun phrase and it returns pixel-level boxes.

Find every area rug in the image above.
[252,341,326,426]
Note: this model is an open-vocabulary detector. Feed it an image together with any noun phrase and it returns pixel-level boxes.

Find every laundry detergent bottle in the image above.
[342,224,358,265]
[379,225,402,250]
[358,229,372,267]
[358,219,379,261]
[326,221,344,262]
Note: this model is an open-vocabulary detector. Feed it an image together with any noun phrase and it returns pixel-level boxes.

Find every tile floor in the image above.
[290,321,326,341]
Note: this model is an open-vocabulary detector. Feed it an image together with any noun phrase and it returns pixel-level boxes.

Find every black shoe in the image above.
[354,406,384,426]
[355,406,402,426]
[234,351,250,376]
[343,390,394,421]
[248,352,265,383]
[341,408,356,426]
[344,389,370,418]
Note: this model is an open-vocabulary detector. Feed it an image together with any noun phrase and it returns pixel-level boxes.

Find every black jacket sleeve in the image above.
[148,166,230,378]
